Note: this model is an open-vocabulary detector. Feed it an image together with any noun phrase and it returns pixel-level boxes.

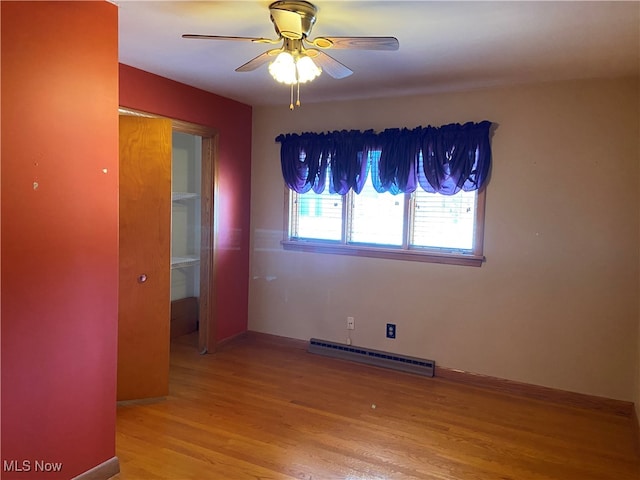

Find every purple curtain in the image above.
[277,132,329,194]
[326,130,375,195]
[276,121,492,195]
[418,121,492,195]
[373,127,422,194]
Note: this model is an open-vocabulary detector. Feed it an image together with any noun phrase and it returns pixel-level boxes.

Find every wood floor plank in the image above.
[114,333,640,480]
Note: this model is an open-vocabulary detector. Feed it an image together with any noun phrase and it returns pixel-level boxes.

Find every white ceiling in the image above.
[117,1,640,107]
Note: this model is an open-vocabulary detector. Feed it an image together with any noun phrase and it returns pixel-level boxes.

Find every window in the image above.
[284,152,486,267]
[278,120,492,266]
[291,172,342,241]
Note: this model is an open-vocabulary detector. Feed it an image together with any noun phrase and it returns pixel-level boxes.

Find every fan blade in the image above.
[235,49,281,72]
[306,49,353,79]
[182,34,278,45]
[308,36,399,51]
[269,8,303,39]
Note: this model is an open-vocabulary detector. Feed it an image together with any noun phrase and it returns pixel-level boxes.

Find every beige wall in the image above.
[249,77,639,402]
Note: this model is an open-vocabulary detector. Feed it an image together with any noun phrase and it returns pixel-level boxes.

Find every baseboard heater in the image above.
[308,338,435,377]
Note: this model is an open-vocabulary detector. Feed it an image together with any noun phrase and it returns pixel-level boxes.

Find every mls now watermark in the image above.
[3,459,63,473]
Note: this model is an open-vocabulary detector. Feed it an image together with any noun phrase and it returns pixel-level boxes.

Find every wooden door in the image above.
[118,116,172,401]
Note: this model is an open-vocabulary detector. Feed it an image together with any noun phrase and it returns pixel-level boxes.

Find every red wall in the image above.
[1,2,119,479]
[119,65,252,343]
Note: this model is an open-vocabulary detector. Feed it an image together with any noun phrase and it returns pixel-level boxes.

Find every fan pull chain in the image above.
[288,64,302,110]
[289,83,294,110]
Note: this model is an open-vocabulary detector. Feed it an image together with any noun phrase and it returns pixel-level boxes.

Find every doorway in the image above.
[117,109,216,401]
[171,119,216,355]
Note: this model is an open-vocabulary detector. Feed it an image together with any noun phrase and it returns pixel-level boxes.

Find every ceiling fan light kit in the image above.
[268,51,321,85]
[182,0,399,109]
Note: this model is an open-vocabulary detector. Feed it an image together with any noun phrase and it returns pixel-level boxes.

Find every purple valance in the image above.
[276,121,492,195]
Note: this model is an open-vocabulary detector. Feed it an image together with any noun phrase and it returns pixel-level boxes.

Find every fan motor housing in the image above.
[269,0,318,39]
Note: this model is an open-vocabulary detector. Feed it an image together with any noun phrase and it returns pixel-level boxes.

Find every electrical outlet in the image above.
[347,316,355,330]
[386,323,396,339]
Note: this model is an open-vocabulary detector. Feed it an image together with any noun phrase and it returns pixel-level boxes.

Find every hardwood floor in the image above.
[114,332,639,480]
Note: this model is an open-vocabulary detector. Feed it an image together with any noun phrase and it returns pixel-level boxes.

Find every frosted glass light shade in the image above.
[296,55,321,83]
[268,51,321,85]
[268,52,296,84]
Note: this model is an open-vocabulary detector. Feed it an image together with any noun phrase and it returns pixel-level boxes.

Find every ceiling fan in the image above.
[182,0,399,108]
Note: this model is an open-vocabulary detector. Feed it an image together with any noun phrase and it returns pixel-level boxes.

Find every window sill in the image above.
[281,240,484,267]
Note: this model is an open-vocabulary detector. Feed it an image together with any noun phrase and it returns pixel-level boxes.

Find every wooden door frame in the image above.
[119,108,217,354]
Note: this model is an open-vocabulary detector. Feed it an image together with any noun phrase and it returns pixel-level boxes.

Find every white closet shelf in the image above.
[171,256,200,269]
[172,192,200,202]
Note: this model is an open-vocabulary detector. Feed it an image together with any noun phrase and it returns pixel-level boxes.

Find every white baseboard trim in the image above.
[71,457,120,480]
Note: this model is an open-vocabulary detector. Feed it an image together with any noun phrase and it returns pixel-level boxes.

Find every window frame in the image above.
[282,186,487,267]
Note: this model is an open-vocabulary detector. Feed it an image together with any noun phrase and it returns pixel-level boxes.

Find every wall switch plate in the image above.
[347,316,355,330]
[386,323,396,339]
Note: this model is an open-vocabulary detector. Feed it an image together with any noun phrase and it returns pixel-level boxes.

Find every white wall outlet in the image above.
[347,316,355,330]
